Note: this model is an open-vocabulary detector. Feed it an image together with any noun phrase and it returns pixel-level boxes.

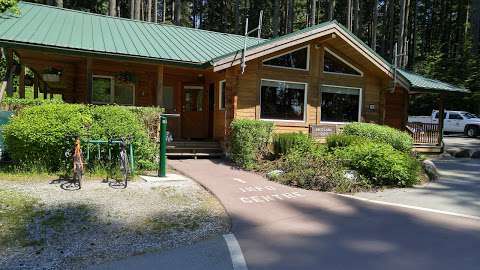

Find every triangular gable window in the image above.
[263,46,309,70]
[323,48,362,76]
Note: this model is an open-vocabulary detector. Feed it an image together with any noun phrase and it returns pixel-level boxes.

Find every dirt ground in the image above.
[0,174,229,270]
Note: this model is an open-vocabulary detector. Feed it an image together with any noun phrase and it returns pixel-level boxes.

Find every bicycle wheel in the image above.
[73,169,82,189]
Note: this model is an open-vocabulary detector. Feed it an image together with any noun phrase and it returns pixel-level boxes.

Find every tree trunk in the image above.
[347,0,352,31]
[272,0,280,36]
[310,0,317,26]
[287,0,294,33]
[472,0,480,53]
[407,0,417,69]
[147,0,152,21]
[328,0,335,20]
[109,0,116,16]
[371,0,378,50]
[234,0,241,34]
[134,0,141,20]
[174,0,181,25]
[353,0,359,34]
[153,0,158,22]
[131,0,135,19]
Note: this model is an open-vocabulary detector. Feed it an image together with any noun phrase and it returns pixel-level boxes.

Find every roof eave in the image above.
[409,86,470,94]
[211,22,395,79]
[0,40,208,69]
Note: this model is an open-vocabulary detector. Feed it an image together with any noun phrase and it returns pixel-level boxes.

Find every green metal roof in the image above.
[0,2,469,94]
[0,2,265,66]
[397,69,469,93]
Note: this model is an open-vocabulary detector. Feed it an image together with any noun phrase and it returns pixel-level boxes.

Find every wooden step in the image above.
[166,140,223,158]
[166,152,224,158]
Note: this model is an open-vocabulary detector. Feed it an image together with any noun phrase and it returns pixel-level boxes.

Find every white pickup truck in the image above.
[408,110,480,137]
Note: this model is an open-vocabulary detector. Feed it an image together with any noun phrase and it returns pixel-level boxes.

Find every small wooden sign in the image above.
[309,124,337,138]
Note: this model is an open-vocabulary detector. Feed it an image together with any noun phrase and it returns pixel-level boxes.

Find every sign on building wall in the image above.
[309,124,338,138]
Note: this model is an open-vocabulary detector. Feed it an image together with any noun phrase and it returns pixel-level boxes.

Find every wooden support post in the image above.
[33,74,39,99]
[44,84,48,99]
[437,93,445,146]
[156,65,164,106]
[50,92,54,99]
[18,64,25,98]
[86,58,92,103]
[5,48,14,97]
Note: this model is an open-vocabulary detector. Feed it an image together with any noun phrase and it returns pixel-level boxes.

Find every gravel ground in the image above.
[0,174,229,270]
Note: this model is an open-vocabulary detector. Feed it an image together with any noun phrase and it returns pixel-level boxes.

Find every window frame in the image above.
[259,79,308,123]
[92,75,115,105]
[219,80,226,110]
[262,45,310,71]
[91,75,135,106]
[319,84,363,124]
[323,47,364,77]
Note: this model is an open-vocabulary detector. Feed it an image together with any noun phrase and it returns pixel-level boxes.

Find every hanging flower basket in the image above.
[116,72,137,84]
[42,67,63,82]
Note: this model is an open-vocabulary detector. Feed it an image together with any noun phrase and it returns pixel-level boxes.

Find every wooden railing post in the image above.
[18,64,25,99]
[5,48,14,97]
[438,93,445,146]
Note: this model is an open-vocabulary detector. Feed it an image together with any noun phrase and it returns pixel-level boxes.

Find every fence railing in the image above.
[405,122,440,145]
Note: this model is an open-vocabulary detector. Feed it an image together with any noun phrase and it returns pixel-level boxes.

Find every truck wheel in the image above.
[465,126,478,138]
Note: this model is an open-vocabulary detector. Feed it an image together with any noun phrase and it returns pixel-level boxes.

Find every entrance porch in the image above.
[1,48,229,147]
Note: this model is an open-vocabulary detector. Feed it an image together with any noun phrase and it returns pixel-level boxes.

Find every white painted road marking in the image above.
[233,178,246,184]
[334,193,480,221]
[240,192,305,204]
[223,234,248,270]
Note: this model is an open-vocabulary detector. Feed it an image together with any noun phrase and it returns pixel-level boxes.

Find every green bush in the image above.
[1,97,64,113]
[89,106,156,170]
[326,134,366,149]
[273,132,317,156]
[3,104,156,172]
[342,122,413,152]
[230,119,273,169]
[335,142,420,187]
[274,147,365,192]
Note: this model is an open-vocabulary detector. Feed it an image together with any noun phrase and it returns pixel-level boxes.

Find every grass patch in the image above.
[143,196,221,233]
[0,189,38,247]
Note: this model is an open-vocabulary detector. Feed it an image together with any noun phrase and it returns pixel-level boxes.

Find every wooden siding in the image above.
[226,38,396,133]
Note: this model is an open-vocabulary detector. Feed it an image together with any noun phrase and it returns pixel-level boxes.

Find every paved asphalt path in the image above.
[355,157,480,217]
[89,236,233,270]
[443,135,480,152]
[170,159,480,270]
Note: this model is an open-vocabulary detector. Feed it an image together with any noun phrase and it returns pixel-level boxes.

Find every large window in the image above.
[323,48,362,76]
[263,46,309,70]
[92,75,135,105]
[320,85,361,123]
[260,79,306,121]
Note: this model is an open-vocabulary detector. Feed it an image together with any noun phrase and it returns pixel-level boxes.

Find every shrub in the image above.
[3,104,156,172]
[230,119,273,169]
[89,106,157,170]
[326,134,366,149]
[1,97,64,113]
[274,147,364,192]
[3,104,92,172]
[342,122,413,152]
[273,132,319,156]
[335,142,420,187]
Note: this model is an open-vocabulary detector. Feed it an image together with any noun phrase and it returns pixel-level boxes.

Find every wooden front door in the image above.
[181,85,208,139]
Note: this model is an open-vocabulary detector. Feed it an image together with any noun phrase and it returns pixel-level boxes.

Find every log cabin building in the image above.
[0,2,468,155]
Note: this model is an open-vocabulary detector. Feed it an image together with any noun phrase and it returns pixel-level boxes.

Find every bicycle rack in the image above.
[85,139,135,174]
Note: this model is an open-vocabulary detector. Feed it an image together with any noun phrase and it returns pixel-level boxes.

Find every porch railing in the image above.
[405,122,440,145]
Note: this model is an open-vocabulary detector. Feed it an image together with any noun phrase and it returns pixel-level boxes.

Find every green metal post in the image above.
[158,115,167,177]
